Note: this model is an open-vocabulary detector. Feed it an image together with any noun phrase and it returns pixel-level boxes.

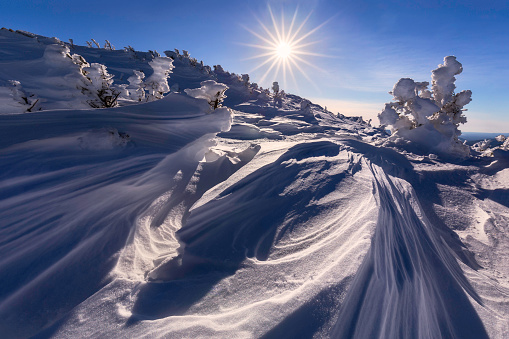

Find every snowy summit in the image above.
[0,28,508,338]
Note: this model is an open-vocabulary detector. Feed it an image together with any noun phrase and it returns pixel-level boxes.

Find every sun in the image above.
[242,6,329,90]
[276,42,292,59]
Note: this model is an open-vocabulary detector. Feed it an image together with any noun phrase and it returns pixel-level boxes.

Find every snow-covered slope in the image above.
[0,29,508,338]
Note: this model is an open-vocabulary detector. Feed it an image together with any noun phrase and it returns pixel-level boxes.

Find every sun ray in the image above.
[292,54,328,74]
[249,54,279,74]
[288,56,321,92]
[290,17,333,47]
[242,25,277,48]
[273,58,282,81]
[289,11,313,43]
[238,43,276,51]
[242,51,277,61]
[268,6,283,43]
[291,39,323,50]
[256,20,279,46]
[287,59,300,92]
[287,7,299,43]
[293,51,335,58]
[259,57,281,84]
[283,59,287,88]
[281,10,285,42]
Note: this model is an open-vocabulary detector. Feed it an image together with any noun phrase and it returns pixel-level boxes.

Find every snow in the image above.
[0,29,508,339]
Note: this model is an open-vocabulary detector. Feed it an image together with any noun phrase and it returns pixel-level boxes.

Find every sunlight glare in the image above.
[277,42,292,59]
[243,6,329,90]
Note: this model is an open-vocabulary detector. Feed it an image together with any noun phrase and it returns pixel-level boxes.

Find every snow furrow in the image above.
[331,161,488,339]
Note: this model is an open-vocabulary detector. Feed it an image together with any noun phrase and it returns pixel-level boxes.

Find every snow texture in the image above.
[0,29,508,339]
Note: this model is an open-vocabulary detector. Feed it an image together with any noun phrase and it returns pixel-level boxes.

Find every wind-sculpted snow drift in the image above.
[0,29,508,338]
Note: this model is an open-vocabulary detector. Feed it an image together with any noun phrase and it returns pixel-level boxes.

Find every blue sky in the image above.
[1,0,508,132]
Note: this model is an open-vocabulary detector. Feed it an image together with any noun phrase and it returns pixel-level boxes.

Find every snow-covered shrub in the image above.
[184,80,228,110]
[300,99,311,111]
[241,74,250,86]
[126,70,146,102]
[78,128,130,150]
[272,81,279,96]
[91,39,100,48]
[213,65,225,74]
[378,56,471,158]
[104,40,115,50]
[83,63,120,108]
[472,139,491,152]
[164,50,177,59]
[42,44,121,109]
[473,135,509,156]
[0,80,40,114]
[149,50,160,58]
[144,57,174,101]
[124,45,137,60]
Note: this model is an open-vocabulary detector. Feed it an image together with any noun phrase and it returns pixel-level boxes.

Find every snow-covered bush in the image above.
[300,99,311,111]
[213,65,225,74]
[91,39,100,48]
[184,80,228,111]
[124,45,137,60]
[378,56,471,158]
[104,40,115,50]
[272,81,279,96]
[83,63,120,108]
[473,135,509,156]
[144,57,174,101]
[42,44,122,109]
[472,139,491,152]
[241,74,250,86]
[126,70,146,102]
[0,80,40,114]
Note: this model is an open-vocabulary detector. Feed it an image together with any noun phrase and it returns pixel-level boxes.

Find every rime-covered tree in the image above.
[126,70,146,102]
[83,63,120,108]
[184,80,228,111]
[378,56,471,157]
[144,57,174,102]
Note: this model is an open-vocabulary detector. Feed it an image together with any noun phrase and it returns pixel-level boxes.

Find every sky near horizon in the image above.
[1,0,508,132]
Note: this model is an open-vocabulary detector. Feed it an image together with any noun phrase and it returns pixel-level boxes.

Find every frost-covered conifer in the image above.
[83,63,120,108]
[272,81,279,96]
[144,57,174,101]
[184,80,228,110]
[126,70,146,102]
[378,56,471,157]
